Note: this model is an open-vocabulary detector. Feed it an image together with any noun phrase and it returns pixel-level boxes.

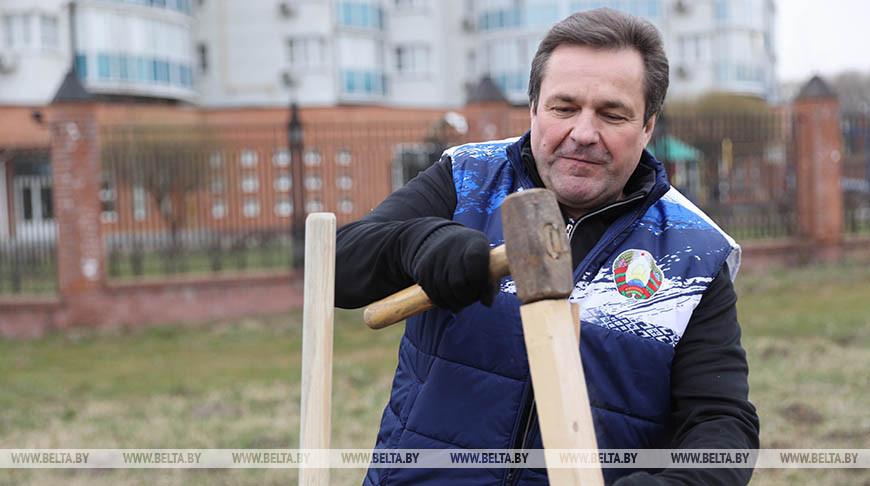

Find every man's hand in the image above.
[412,224,498,312]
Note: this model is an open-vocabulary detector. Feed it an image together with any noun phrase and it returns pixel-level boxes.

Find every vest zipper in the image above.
[505,399,537,486]
[568,194,645,244]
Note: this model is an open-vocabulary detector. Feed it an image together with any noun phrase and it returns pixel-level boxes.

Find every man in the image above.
[336,8,759,485]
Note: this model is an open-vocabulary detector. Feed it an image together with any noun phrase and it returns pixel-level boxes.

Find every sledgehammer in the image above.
[363,245,509,329]
[363,189,602,485]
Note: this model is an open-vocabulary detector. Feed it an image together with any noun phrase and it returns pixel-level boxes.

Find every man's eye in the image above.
[552,106,574,114]
[602,113,625,121]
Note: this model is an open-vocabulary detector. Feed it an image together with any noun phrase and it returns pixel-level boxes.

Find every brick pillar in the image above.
[462,75,514,141]
[793,76,844,259]
[50,73,105,326]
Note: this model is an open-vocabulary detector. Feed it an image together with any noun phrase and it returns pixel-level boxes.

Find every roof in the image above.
[467,75,509,104]
[51,69,95,104]
[796,76,836,100]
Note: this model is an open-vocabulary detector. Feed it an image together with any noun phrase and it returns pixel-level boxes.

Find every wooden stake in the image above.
[521,300,602,485]
[299,213,336,486]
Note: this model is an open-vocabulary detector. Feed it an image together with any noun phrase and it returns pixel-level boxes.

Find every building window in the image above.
[197,42,208,72]
[2,14,32,48]
[274,172,292,192]
[241,173,259,193]
[40,186,53,220]
[304,173,323,191]
[40,15,58,49]
[478,7,523,31]
[392,144,438,190]
[133,184,147,221]
[243,198,260,218]
[211,175,225,194]
[240,149,258,167]
[715,0,728,20]
[341,70,387,95]
[303,149,322,166]
[119,55,130,80]
[2,16,12,47]
[212,198,227,219]
[336,149,352,166]
[287,37,326,68]
[99,178,118,224]
[155,60,170,83]
[337,173,353,190]
[306,198,324,213]
[75,53,88,79]
[209,151,225,168]
[525,3,557,27]
[338,198,354,214]
[494,71,526,93]
[395,45,430,74]
[273,148,291,167]
[98,54,111,79]
[275,197,293,217]
[339,1,385,29]
[137,57,152,82]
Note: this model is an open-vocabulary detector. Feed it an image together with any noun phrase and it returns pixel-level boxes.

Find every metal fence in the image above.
[842,113,870,234]
[652,111,796,240]
[98,117,452,280]
[3,109,867,295]
[0,148,57,295]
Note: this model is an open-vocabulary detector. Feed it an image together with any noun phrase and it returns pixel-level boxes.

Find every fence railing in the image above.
[842,113,870,235]
[0,149,57,295]
[651,111,796,239]
[4,109,868,295]
[98,118,452,280]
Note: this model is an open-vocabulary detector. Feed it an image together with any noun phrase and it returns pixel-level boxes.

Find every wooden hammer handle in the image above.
[364,244,510,329]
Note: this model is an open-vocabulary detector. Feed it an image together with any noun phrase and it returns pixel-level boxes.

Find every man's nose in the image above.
[568,111,600,145]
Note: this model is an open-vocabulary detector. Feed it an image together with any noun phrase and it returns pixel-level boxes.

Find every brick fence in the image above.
[0,76,864,337]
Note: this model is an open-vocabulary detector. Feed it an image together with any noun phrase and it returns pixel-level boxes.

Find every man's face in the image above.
[530,44,656,218]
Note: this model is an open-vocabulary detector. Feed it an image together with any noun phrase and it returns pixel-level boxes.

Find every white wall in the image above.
[195,0,339,107]
[0,0,70,105]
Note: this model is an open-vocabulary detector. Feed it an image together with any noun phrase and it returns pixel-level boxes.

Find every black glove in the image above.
[411,224,499,312]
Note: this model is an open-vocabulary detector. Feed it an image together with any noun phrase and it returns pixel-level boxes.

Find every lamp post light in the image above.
[288,102,306,268]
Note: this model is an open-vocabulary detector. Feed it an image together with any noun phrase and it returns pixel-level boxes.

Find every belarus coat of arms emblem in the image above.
[612,249,664,299]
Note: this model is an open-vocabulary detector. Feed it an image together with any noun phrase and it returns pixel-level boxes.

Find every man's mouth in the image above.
[558,155,607,165]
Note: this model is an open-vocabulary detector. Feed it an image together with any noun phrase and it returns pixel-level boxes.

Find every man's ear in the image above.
[642,113,657,146]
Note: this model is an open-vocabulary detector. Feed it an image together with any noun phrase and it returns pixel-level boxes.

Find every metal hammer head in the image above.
[500,189,573,304]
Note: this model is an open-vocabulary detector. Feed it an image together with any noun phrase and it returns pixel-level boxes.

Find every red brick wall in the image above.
[0,273,302,338]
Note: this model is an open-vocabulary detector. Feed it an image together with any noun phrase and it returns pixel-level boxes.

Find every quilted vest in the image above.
[364,135,740,486]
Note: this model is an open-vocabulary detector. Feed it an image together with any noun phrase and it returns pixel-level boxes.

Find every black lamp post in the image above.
[288,102,306,268]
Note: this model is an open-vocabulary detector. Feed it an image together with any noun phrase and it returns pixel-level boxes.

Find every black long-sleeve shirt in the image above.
[336,144,759,485]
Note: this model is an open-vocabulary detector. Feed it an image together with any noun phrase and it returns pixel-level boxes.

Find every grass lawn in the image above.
[0,260,868,485]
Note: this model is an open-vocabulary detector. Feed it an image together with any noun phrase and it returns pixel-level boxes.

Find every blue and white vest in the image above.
[365,135,740,486]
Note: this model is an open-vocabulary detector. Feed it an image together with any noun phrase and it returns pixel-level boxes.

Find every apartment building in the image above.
[1,0,777,107]
[193,0,776,107]
[0,0,197,105]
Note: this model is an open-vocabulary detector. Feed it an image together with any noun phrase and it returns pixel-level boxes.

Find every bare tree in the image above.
[101,125,218,271]
[830,71,870,114]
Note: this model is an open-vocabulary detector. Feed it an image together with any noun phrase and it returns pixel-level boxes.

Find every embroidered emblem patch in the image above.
[613,249,664,299]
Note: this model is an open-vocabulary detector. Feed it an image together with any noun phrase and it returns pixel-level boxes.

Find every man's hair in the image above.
[528,8,669,123]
